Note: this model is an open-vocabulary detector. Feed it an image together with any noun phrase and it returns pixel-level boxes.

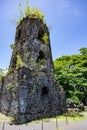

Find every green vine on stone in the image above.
[16,55,26,68]
[41,33,49,45]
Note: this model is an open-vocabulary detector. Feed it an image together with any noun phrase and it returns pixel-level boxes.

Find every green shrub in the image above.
[10,43,14,50]
[16,0,45,26]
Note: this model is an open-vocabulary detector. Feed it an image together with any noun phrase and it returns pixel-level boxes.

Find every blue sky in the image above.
[0,0,87,68]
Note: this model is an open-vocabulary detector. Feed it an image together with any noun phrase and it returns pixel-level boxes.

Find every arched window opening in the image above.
[11,51,18,68]
[39,51,44,60]
[12,56,17,68]
[37,50,45,62]
[17,29,21,40]
[42,87,48,96]
[38,28,44,41]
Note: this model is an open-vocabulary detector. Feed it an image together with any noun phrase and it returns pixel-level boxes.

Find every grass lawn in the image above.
[0,113,11,122]
[0,112,87,123]
[33,111,87,123]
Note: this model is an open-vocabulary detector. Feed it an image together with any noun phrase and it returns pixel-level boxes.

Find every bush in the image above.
[66,98,75,108]
[77,103,84,111]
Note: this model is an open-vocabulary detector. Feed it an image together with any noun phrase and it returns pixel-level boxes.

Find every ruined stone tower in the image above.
[0,17,66,123]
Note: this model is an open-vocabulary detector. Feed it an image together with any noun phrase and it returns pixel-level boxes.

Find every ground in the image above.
[0,112,87,130]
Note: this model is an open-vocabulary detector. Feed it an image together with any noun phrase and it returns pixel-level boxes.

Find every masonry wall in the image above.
[1,71,19,116]
[0,17,66,123]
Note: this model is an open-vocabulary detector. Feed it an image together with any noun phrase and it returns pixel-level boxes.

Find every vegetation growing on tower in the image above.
[16,0,45,26]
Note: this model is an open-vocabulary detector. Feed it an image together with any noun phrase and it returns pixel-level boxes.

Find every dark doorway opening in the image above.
[17,29,21,40]
[37,50,45,62]
[42,87,48,96]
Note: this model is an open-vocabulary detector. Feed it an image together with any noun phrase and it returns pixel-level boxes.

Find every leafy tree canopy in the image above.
[79,47,87,56]
[54,47,87,106]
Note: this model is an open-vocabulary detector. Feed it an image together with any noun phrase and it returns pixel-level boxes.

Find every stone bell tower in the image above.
[0,17,66,123]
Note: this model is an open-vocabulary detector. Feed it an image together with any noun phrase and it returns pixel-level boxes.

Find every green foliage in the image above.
[27,57,46,71]
[54,47,87,106]
[66,110,82,117]
[16,0,45,26]
[41,33,48,45]
[10,43,14,50]
[38,59,46,65]
[72,96,81,105]
[25,7,44,20]
[0,69,7,81]
[16,55,25,68]
[79,47,87,56]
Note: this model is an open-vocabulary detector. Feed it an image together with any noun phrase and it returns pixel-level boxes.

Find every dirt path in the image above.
[0,119,87,130]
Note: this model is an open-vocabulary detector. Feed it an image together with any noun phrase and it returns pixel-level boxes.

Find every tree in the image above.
[79,47,87,56]
[54,47,87,106]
